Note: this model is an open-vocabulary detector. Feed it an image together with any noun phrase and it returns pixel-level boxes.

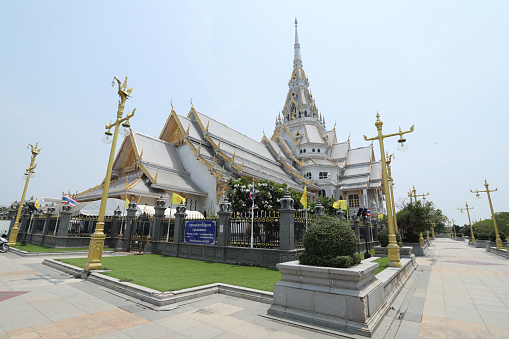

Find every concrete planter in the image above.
[475,240,488,248]
[402,243,428,256]
[267,257,416,337]
[373,246,413,258]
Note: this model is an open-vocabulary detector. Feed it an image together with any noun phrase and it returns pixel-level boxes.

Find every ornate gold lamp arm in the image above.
[470,180,500,248]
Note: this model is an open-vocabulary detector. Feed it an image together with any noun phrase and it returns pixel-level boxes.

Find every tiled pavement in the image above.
[1,239,509,338]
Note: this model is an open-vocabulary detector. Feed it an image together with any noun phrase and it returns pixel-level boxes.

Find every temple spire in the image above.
[293,18,302,69]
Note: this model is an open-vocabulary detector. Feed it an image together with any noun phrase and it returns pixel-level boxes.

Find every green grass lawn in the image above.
[12,243,114,253]
[59,255,282,292]
[373,257,389,274]
[58,251,388,293]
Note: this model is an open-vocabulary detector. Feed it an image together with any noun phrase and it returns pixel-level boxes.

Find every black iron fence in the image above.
[68,216,113,237]
[33,217,46,234]
[160,217,175,242]
[228,211,280,249]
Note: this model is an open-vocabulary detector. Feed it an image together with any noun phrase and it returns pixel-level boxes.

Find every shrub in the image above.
[402,230,420,243]
[298,215,359,268]
[489,230,506,242]
[477,232,490,240]
[377,227,401,247]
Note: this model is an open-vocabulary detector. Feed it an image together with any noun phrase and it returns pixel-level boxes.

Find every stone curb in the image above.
[10,247,115,257]
[42,259,273,306]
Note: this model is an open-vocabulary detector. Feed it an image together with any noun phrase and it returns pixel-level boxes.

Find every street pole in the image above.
[8,144,42,246]
[85,76,136,271]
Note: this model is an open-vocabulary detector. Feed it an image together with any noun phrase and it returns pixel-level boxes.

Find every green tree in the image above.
[309,196,336,217]
[397,200,436,242]
[226,177,304,214]
[473,212,509,236]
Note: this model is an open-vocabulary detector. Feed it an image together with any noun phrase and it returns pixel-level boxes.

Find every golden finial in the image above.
[139,149,143,160]
[190,97,194,109]
[154,170,158,183]
[170,99,175,112]
[217,140,221,149]
[186,124,190,135]
[205,121,209,132]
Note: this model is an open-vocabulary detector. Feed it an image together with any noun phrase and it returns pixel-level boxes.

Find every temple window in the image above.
[348,194,360,207]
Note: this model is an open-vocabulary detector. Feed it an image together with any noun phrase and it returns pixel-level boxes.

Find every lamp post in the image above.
[431,222,436,238]
[84,76,135,271]
[364,113,414,268]
[386,153,399,241]
[458,202,475,244]
[471,180,501,249]
[8,143,42,246]
[451,218,457,238]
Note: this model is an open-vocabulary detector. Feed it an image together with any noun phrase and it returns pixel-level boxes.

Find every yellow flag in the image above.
[300,186,307,209]
[35,199,40,209]
[172,192,186,205]
[378,214,384,220]
[333,200,347,210]
[125,198,130,208]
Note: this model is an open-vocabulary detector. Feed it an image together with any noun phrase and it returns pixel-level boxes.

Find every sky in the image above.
[1,1,508,226]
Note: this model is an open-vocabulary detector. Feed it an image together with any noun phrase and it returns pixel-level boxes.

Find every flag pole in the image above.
[250,180,254,249]
[166,201,172,242]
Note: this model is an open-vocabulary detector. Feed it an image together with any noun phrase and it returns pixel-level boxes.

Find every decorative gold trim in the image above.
[217,183,228,204]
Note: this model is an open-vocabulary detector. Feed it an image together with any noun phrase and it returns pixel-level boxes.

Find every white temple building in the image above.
[77,20,384,217]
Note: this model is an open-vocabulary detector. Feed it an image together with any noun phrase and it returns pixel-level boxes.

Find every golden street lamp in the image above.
[364,113,414,268]
[84,76,135,271]
[8,143,42,246]
[458,202,475,244]
[386,153,399,240]
[451,218,457,238]
[471,180,501,249]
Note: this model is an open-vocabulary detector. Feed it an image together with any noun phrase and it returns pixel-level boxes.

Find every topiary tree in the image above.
[377,227,401,247]
[489,230,506,242]
[298,215,360,268]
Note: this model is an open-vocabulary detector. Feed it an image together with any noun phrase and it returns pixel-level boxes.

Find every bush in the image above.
[377,227,401,247]
[473,231,479,239]
[489,230,506,242]
[298,215,359,268]
[477,232,490,240]
[402,230,420,243]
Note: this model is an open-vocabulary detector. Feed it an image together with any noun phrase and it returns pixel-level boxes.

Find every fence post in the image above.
[279,190,295,251]
[42,206,55,236]
[336,209,346,220]
[313,202,324,216]
[217,198,232,247]
[363,216,371,257]
[110,206,122,238]
[173,203,186,244]
[18,204,31,242]
[371,218,378,241]
[153,196,167,243]
[41,206,55,246]
[55,205,72,247]
[27,210,42,244]
[7,201,19,237]
[122,202,138,252]
[353,215,361,252]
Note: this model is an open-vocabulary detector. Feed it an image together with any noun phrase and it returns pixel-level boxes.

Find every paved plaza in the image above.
[1,239,509,338]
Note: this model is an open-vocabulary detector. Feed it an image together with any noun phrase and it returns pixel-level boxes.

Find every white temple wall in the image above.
[176,145,218,214]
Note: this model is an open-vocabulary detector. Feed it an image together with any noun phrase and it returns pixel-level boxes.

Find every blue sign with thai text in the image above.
[184,220,216,245]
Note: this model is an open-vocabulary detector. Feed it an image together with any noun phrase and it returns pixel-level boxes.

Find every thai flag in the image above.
[62,194,77,207]
[367,209,371,217]
[249,186,254,209]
